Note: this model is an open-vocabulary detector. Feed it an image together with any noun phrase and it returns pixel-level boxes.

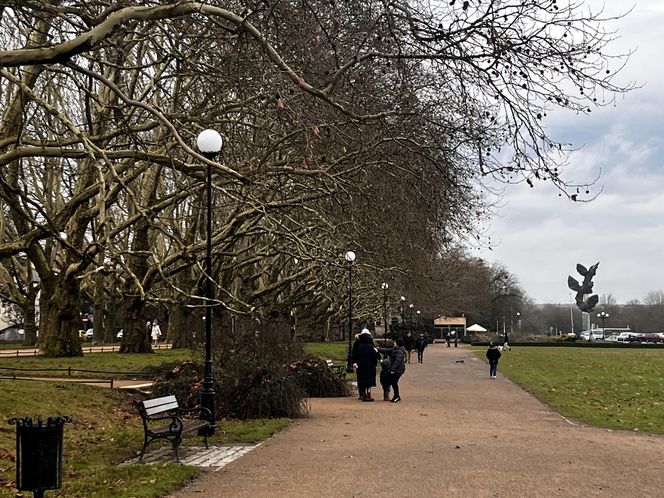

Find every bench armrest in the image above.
[144,413,183,432]
[178,406,213,423]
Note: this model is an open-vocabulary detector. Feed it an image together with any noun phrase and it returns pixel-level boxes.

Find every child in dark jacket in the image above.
[379,355,392,401]
[378,339,407,403]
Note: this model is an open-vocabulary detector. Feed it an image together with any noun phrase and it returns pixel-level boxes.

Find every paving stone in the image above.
[123,444,259,469]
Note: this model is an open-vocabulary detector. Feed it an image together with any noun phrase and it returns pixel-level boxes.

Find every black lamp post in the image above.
[196,129,223,433]
[409,303,414,336]
[381,283,389,346]
[597,311,609,330]
[345,250,356,372]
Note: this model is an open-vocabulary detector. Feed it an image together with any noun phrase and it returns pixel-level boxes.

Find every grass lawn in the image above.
[0,356,288,497]
[0,349,193,378]
[473,346,664,434]
[303,341,348,363]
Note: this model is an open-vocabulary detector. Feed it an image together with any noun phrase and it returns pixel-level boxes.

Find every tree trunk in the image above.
[22,283,38,346]
[39,278,83,357]
[104,289,119,343]
[119,296,152,353]
[170,305,198,349]
[93,268,105,344]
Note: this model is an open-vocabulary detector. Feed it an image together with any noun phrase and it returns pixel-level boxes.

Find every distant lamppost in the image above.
[381,283,389,346]
[409,304,414,336]
[345,250,356,372]
[516,311,521,335]
[416,310,421,331]
[196,128,223,433]
[400,296,406,333]
[597,311,609,330]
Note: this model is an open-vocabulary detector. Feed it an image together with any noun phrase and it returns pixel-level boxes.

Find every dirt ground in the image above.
[169,344,664,498]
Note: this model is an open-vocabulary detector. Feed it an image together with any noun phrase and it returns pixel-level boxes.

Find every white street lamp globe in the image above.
[417,310,421,315]
[381,282,389,290]
[345,250,356,263]
[409,303,414,309]
[197,129,223,155]
[400,296,405,302]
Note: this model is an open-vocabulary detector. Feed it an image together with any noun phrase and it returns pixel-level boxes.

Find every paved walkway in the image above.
[169,344,664,498]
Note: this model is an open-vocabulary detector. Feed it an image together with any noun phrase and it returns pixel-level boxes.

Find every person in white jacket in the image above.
[151,319,162,346]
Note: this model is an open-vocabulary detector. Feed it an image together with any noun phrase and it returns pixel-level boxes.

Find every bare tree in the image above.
[0,1,634,355]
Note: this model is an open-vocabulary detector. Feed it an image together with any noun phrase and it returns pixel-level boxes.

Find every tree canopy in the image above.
[0,0,632,355]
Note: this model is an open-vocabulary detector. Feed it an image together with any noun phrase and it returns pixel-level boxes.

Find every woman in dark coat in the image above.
[352,329,379,401]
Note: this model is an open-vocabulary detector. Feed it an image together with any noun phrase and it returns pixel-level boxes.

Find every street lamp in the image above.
[416,310,421,331]
[196,128,223,434]
[516,311,521,335]
[597,311,609,330]
[409,304,414,336]
[381,283,389,346]
[345,250,356,372]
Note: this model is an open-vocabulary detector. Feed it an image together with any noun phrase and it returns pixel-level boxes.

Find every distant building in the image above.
[433,315,467,340]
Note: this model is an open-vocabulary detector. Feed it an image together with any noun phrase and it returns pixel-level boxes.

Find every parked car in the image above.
[0,325,24,341]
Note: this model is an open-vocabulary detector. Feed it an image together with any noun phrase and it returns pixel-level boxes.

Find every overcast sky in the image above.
[475,1,664,305]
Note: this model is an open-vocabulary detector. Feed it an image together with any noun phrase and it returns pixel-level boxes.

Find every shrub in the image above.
[288,358,350,398]
[147,361,208,408]
[216,354,307,419]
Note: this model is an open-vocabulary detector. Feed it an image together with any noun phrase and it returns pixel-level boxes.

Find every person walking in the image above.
[486,341,502,379]
[415,333,428,363]
[378,338,407,403]
[151,319,162,347]
[352,328,379,401]
[403,332,414,364]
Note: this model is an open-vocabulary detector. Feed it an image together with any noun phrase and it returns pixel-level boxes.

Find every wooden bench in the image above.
[325,359,347,380]
[135,395,213,461]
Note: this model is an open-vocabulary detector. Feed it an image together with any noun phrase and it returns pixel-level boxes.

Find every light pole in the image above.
[400,296,405,335]
[381,283,389,346]
[597,311,609,330]
[345,251,356,372]
[516,311,521,335]
[409,304,414,336]
[196,129,223,433]
[416,310,421,331]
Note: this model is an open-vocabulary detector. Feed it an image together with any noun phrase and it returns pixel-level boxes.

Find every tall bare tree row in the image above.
[0,1,632,355]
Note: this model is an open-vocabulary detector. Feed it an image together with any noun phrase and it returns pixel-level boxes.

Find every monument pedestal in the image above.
[582,312,590,332]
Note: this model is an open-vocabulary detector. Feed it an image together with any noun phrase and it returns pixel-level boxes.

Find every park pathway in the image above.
[170,344,664,498]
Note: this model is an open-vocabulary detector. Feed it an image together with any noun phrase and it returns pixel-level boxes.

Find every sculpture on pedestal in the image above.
[568,262,600,312]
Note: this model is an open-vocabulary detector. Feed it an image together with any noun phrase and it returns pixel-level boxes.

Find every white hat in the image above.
[360,328,372,336]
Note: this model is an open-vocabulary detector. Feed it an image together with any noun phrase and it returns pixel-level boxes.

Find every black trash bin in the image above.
[9,416,70,498]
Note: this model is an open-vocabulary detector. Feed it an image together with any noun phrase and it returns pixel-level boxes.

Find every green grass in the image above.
[303,342,348,363]
[0,363,289,497]
[474,346,664,433]
[0,349,193,378]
